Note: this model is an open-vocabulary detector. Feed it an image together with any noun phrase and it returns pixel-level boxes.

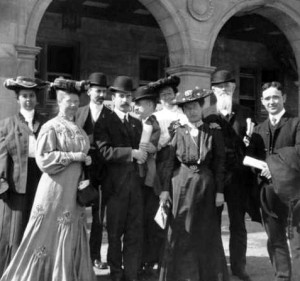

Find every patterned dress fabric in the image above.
[0,115,96,281]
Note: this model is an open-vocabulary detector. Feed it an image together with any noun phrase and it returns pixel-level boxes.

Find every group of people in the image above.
[0,68,299,281]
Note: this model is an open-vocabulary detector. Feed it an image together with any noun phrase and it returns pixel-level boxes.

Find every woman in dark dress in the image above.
[159,88,229,281]
[0,77,48,276]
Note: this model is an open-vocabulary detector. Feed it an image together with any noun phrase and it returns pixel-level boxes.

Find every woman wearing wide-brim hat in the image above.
[159,88,229,281]
[0,77,97,281]
[0,76,48,276]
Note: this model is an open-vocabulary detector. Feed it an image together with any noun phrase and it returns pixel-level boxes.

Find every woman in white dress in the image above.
[0,78,96,281]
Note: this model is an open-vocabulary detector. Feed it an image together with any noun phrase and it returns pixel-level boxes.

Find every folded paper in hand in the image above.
[243,156,267,170]
[154,203,168,229]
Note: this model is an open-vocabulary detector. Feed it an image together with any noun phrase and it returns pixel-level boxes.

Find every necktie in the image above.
[271,117,277,126]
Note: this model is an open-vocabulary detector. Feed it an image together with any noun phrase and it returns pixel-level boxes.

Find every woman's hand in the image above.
[85,155,92,166]
[159,191,172,206]
[215,192,224,207]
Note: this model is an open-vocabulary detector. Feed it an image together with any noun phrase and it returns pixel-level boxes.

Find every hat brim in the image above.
[211,78,235,85]
[109,86,135,93]
[133,94,157,102]
[4,78,48,91]
[172,91,211,105]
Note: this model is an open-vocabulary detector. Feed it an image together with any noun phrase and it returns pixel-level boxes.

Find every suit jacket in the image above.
[94,110,143,196]
[203,103,261,222]
[76,104,112,185]
[247,112,300,217]
[0,112,46,194]
[203,103,253,169]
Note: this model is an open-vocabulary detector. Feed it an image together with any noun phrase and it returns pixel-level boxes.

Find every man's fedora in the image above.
[211,69,235,85]
[133,86,157,102]
[88,72,107,88]
[109,76,134,93]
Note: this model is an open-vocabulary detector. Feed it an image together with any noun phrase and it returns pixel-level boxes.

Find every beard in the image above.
[216,93,232,114]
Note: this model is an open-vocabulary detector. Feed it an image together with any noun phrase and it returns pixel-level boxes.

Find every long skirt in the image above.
[159,165,229,281]
[0,158,41,277]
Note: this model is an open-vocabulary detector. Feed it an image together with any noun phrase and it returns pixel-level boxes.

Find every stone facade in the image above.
[0,0,300,119]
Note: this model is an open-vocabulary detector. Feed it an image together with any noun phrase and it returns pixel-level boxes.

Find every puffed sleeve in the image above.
[36,125,82,174]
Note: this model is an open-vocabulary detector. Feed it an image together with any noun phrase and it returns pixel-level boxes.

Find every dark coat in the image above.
[203,103,261,222]
[76,105,112,185]
[94,110,143,195]
[0,112,46,194]
[247,112,300,221]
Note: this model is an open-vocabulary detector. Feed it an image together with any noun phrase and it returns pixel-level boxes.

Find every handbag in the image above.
[77,165,99,207]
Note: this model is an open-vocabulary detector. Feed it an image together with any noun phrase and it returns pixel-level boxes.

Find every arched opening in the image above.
[32,0,174,116]
[210,5,299,121]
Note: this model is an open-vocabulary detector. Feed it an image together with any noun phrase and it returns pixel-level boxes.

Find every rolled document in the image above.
[243,156,267,170]
[140,123,153,144]
[246,118,254,137]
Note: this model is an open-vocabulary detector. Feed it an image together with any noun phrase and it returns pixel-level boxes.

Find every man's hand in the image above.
[85,155,92,166]
[215,192,224,207]
[139,142,157,154]
[159,191,172,206]
[261,163,272,180]
[132,149,147,164]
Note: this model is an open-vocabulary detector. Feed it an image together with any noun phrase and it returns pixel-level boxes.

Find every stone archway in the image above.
[25,0,187,66]
[206,0,300,112]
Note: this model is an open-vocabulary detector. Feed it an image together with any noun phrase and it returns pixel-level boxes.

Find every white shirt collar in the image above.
[269,109,286,124]
[20,108,35,122]
[89,102,103,113]
[114,108,128,121]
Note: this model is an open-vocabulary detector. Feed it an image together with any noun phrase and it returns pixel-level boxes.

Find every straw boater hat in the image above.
[172,87,213,106]
[109,76,135,93]
[148,75,180,94]
[211,69,235,85]
[4,76,49,92]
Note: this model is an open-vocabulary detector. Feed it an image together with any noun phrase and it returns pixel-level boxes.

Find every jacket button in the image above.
[264,148,268,152]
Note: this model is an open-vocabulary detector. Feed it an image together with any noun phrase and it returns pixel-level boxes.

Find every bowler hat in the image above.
[172,87,212,106]
[88,72,107,88]
[4,76,49,91]
[148,75,180,94]
[133,86,157,102]
[109,76,134,93]
[211,70,235,85]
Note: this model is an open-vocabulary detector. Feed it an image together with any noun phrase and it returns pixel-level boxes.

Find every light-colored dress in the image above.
[0,115,96,281]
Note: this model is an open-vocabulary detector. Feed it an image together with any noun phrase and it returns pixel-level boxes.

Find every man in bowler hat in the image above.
[94,76,147,281]
[203,69,260,281]
[76,72,110,269]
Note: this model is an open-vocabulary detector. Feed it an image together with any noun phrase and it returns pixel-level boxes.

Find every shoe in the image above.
[232,268,252,281]
[93,259,108,269]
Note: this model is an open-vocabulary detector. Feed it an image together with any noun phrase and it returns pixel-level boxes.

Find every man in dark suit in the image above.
[247,81,300,281]
[203,69,260,281]
[94,76,147,281]
[76,72,110,270]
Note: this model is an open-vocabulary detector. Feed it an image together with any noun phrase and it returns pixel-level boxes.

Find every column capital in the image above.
[15,45,41,60]
[166,64,216,76]
[166,64,216,92]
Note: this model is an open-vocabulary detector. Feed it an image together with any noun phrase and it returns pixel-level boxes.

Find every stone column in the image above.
[0,45,40,119]
[167,64,216,106]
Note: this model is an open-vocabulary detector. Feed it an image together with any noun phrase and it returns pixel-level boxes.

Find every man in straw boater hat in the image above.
[203,69,260,281]
[246,81,300,281]
[0,76,48,275]
[76,72,110,270]
[94,76,147,281]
